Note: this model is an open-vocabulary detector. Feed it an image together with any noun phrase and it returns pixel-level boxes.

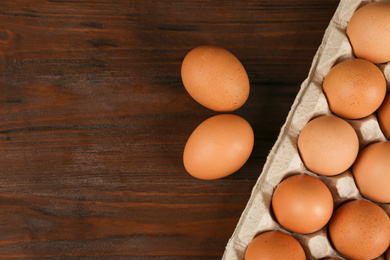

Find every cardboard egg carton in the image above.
[223,0,390,259]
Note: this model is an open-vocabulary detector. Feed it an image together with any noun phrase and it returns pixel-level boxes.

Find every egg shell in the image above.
[378,93,390,140]
[322,59,386,119]
[346,1,390,64]
[181,45,250,112]
[297,115,359,176]
[244,231,306,260]
[183,114,254,180]
[329,200,390,260]
[271,174,334,234]
[352,141,390,203]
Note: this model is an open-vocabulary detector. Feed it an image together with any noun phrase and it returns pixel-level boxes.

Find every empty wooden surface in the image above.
[0,0,340,258]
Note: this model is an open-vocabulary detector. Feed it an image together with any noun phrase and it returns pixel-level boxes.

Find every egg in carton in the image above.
[223,0,390,259]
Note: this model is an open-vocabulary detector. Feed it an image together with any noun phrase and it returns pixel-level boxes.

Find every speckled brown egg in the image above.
[183,114,254,180]
[297,115,359,176]
[378,93,390,140]
[352,141,390,203]
[271,174,333,234]
[346,1,390,64]
[244,231,306,260]
[181,45,250,112]
[329,200,390,260]
[322,59,386,119]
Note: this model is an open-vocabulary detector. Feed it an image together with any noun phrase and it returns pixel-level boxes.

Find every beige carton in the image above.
[223,0,390,259]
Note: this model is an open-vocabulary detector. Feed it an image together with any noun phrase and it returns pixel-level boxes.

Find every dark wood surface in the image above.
[0,0,340,258]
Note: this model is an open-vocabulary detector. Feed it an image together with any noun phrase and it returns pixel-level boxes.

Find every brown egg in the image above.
[352,141,390,203]
[244,231,306,260]
[329,200,390,260]
[297,115,359,176]
[378,93,390,140]
[322,59,386,119]
[181,45,250,112]
[271,174,333,234]
[346,1,390,64]
[183,114,254,180]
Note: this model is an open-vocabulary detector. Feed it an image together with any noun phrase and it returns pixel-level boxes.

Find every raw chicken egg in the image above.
[183,114,254,180]
[271,174,333,234]
[352,141,390,203]
[322,59,386,119]
[244,231,306,260]
[378,93,390,140]
[181,45,250,112]
[329,200,390,260]
[297,115,359,176]
[346,1,390,64]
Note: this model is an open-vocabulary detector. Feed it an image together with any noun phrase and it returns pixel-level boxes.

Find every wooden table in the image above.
[0,0,340,258]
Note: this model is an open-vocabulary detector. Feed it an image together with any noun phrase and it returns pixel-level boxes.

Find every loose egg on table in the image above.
[181,45,250,112]
[183,114,254,180]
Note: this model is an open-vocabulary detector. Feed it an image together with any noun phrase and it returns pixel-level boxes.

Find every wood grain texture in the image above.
[0,0,339,258]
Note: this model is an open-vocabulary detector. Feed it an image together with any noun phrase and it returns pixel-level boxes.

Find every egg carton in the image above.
[222,0,390,259]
